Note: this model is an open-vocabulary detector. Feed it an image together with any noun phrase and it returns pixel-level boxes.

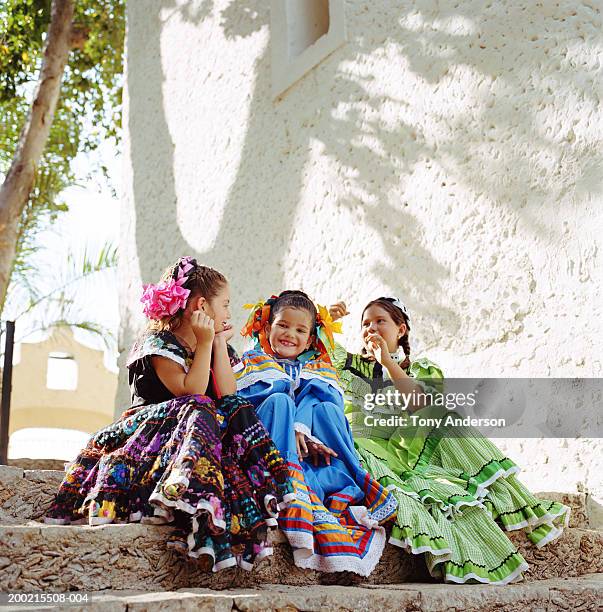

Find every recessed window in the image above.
[287,0,330,58]
[46,352,78,390]
[271,0,346,98]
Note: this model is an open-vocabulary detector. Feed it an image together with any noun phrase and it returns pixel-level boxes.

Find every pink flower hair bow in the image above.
[140,257,194,320]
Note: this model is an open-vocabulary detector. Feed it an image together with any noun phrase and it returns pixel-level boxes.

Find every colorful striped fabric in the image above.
[235,349,343,395]
[280,461,395,575]
[234,350,290,390]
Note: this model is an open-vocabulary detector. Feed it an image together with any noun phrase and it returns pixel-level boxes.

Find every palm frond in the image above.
[13,241,118,320]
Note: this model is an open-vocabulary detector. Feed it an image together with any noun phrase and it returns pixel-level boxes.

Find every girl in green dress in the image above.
[327,297,569,584]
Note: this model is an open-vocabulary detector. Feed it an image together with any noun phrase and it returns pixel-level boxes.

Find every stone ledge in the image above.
[7,459,67,471]
[507,527,603,581]
[0,523,429,592]
[0,574,601,612]
[0,522,601,593]
[0,467,64,523]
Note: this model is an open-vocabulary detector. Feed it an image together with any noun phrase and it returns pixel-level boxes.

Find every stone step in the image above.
[0,466,64,523]
[7,458,67,471]
[0,522,422,592]
[1,574,602,612]
[0,465,593,528]
[0,521,601,593]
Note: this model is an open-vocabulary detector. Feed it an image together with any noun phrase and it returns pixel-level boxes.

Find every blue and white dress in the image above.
[234,349,397,576]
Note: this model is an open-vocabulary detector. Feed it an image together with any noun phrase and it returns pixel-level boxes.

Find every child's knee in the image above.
[313,402,345,424]
[261,393,295,415]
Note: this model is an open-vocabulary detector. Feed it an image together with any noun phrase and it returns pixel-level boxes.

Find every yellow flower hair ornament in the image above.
[241,296,277,355]
[314,304,343,360]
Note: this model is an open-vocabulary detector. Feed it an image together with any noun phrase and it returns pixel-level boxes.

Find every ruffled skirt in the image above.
[44,393,294,571]
[354,405,570,584]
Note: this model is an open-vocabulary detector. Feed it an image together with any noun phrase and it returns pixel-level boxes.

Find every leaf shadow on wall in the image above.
[390,0,603,240]
[305,0,602,351]
[127,0,601,358]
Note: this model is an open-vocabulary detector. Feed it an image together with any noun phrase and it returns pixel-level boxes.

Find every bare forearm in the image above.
[382,360,426,410]
[211,339,236,395]
[183,342,212,395]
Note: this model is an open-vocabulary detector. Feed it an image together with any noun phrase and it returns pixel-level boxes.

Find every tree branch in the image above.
[0,0,74,311]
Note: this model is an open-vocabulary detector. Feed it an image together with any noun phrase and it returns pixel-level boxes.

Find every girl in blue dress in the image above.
[234,290,397,576]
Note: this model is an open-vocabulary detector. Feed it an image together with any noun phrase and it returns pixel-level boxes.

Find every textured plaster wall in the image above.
[120,1,603,519]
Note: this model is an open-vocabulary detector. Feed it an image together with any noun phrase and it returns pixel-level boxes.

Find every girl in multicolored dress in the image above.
[328,297,570,584]
[234,291,397,576]
[45,257,293,571]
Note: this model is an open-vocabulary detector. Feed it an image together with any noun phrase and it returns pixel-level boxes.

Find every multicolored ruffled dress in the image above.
[332,345,570,584]
[44,331,294,571]
[234,349,397,576]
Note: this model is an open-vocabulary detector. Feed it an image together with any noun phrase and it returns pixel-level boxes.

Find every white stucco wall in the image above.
[120,1,603,519]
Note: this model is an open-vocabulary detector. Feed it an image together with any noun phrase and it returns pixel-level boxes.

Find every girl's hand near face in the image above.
[214,322,234,345]
[366,332,392,366]
[191,311,215,345]
[329,301,349,322]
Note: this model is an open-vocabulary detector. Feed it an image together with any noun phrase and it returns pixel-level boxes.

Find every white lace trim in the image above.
[348,505,378,529]
[256,546,274,562]
[44,517,70,525]
[443,560,529,586]
[212,556,237,572]
[263,493,279,517]
[291,526,387,576]
[473,465,521,499]
[506,504,571,532]
[88,516,114,526]
[238,559,254,572]
[369,494,398,523]
[150,491,226,531]
[389,535,452,558]
[236,369,290,391]
[278,492,298,510]
[534,525,563,548]
[136,346,188,373]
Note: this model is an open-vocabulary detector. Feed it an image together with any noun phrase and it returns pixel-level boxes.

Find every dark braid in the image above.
[149,258,227,332]
[362,297,411,369]
[399,332,411,370]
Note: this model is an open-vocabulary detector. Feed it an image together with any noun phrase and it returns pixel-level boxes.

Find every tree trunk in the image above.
[0,0,74,311]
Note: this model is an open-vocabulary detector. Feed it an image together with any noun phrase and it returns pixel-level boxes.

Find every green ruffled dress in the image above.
[332,345,570,584]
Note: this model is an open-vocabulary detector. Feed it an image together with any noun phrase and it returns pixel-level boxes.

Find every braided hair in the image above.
[361,297,411,369]
[148,258,227,332]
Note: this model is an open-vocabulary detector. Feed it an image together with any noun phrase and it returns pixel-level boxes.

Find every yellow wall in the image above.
[9,330,117,435]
